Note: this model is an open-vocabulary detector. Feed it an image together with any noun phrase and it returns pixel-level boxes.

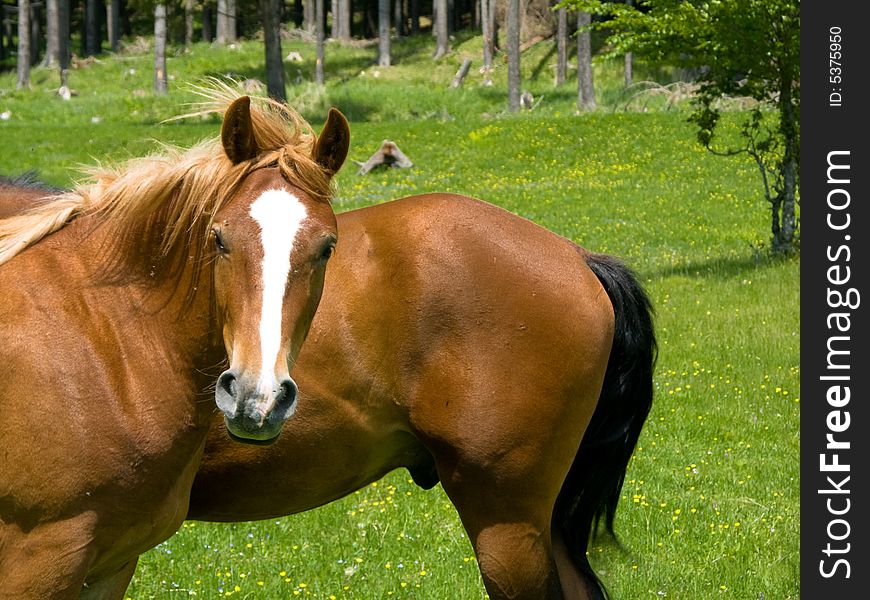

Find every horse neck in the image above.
[72,213,226,378]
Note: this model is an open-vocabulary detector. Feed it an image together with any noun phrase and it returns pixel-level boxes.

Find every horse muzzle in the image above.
[215,370,298,444]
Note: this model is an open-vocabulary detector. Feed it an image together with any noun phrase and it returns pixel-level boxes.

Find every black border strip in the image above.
[801,2,870,596]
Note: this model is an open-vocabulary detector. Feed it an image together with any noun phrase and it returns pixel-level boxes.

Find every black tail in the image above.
[554,253,657,599]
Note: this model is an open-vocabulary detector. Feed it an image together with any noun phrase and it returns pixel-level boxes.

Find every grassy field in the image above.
[1,34,799,599]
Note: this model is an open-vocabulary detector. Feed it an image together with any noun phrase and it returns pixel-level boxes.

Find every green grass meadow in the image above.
[0,35,799,599]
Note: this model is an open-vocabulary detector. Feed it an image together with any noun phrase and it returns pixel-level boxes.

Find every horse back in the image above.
[327,193,615,466]
[334,192,613,344]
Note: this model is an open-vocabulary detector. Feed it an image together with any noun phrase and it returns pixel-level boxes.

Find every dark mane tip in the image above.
[0,171,64,193]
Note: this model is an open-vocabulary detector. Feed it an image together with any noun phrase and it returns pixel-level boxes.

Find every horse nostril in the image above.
[218,371,237,396]
[278,378,299,407]
[215,370,239,415]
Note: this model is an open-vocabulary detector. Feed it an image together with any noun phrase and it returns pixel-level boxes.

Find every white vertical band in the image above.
[249,188,308,396]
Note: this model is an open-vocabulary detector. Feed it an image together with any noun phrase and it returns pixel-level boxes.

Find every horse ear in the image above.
[222,96,260,164]
[312,108,350,177]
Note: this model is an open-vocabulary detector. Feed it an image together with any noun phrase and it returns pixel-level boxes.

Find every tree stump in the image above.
[356,140,414,175]
[520,91,534,110]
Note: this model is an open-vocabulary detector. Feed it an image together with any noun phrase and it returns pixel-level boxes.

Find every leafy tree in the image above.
[569,0,800,253]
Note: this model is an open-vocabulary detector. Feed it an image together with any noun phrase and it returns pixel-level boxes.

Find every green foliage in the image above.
[565,0,800,253]
[1,27,696,127]
[1,33,798,600]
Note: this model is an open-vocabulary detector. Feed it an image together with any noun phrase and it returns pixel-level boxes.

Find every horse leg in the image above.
[411,367,607,600]
[442,474,607,600]
[0,523,94,599]
[79,558,138,600]
[442,478,563,600]
[552,528,606,600]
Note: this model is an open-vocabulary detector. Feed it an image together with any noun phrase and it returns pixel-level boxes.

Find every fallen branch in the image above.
[502,34,554,62]
[520,34,552,53]
[451,58,473,88]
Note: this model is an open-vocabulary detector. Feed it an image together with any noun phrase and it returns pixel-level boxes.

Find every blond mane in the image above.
[0,83,333,269]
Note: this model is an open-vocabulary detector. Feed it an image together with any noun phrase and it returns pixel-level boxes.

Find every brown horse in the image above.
[187,199,657,593]
[0,93,349,598]
[2,102,655,599]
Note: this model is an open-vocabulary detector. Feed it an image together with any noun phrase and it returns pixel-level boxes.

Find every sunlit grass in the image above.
[2,33,798,600]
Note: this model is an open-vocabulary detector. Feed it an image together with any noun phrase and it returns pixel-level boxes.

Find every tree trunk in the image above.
[378,0,390,66]
[480,0,492,69]
[332,0,342,38]
[328,0,336,37]
[769,191,782,248]
[217,0,237,43]
[576,11,595,110]
[291,0,302,27]
[229,0,238,42]
[304,0,316,33]
[108,0,121,51]
[29,1,41,66]
[315,0,325,84]
[58,0,70,70]
[491,0,499,50]
[338,0,353,41]
[394,0,404,37]
[410,0,419,34]
[154,3,168,95]
[45,0,59,66]
[261,0,286,101]
[338,0,353,40]
[556,7,567,86]
[506,0,520,112]
[122,0,131,36]
[79,5,86,57]
[184,0,194,48]
[203,2,214,41]
[775,77,799,252]
[433,0,448,58]
[17,0,31,90]
[85,0,99,56]
[623,0,632,88]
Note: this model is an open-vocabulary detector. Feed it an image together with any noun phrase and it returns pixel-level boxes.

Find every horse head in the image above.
[212,96,349,444]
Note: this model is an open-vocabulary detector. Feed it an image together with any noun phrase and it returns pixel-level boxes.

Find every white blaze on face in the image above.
[249,188,308,398]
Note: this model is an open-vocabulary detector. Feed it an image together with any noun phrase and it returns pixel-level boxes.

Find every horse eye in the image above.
[321,243,335,261]
[212,229,228,254]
